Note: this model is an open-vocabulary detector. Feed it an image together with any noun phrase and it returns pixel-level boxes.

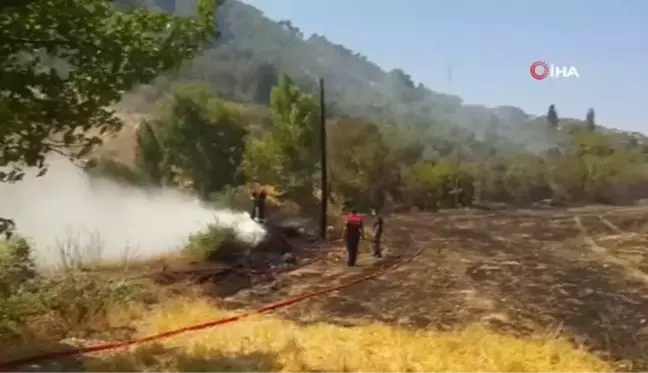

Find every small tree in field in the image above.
[242,74,319,204]
[136,84,248,199]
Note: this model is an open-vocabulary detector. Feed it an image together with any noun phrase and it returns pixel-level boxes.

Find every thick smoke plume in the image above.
[0,157,266,268]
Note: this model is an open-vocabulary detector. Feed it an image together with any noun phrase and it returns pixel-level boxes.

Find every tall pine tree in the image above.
[586,108,596,131]
[547,104,559,130]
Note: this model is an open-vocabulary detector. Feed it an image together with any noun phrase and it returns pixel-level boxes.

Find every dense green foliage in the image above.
[184,225,238,262]
[128,78,648,212]
[242,74,319,204]
[0,0,217,184]
[136,83,248,198]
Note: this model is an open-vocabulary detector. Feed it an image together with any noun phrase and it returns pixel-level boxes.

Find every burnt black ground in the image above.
[223,207,648,370]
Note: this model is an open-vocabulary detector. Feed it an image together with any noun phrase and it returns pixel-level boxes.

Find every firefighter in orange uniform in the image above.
[257,187,268,222]
[342,209,364,267]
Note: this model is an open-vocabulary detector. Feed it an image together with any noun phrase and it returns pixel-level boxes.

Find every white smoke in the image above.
[0,157,266,268]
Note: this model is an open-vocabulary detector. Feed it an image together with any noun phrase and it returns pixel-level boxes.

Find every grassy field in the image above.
[81,296,611,372]
[5,205,648,371]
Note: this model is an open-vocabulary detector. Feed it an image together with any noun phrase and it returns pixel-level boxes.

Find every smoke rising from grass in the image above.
[0,157,266,268]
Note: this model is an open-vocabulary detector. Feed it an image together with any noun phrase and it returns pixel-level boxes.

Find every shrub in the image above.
[1,273,155,348]
[34,274,153,338]
[0,236,36,296]
[184,225,242,263]
[0,236,154,348]
[0,237,38,343]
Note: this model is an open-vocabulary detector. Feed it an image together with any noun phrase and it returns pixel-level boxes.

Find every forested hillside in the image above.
[124,0,645,158]
[86,0,648,212]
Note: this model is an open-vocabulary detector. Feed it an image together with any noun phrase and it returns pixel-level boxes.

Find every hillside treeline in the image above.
[95,0,648,214]
[128,0,648,161]
[119,78,648,214]
[3,0,648,217]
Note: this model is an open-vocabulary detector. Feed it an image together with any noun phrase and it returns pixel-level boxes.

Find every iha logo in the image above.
[529,60,579,80]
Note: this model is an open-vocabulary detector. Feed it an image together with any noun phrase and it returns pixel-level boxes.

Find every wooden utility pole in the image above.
[319,78,328,239]
[453,146,462,208]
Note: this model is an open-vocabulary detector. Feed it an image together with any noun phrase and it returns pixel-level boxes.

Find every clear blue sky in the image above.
[244,0,647,133]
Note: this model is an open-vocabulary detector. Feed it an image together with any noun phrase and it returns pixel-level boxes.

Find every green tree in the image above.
[572,129,614,157]
[0,0,218,183]
[150,84,248,199]
[403,159,474,209]
[501,155,551,203]
[547,104,559,130]
[328,118,390,210]
[401,161,440,210]
[135,121,164,184]
[242,74,319,203]
[586,108,596,131]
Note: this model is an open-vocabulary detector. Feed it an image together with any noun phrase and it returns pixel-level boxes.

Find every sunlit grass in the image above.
[87,297,613,372]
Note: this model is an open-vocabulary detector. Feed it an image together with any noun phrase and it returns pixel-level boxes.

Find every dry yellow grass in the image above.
[86,297,613,372]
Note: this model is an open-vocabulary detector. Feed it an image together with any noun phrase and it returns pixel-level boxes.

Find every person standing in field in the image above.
[342,209,364,267]
[371,209,384,258]
[250,188,259,220]
[257,187,268,222]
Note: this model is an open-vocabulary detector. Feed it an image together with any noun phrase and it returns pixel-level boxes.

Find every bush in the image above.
[0,237,38,343]
[136,84,249,199]
[34,274,153,338]
[0,236,154,349]
[1,274,155,349]
[402,160,475,209]
[0,236,36,296]
[184,225,242,263]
